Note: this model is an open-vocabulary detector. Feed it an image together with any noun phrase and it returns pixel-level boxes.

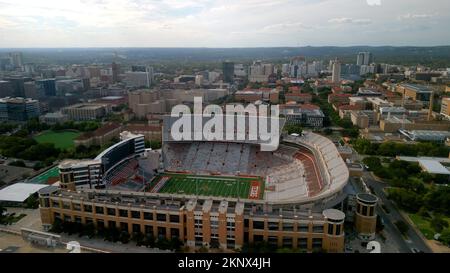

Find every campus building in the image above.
[0,97,40,122]
[61,103,111,121]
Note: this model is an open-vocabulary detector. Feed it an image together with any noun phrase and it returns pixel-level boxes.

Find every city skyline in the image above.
[0,0,449,48]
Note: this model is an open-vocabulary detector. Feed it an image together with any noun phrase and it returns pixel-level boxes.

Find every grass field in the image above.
[408,213,450,240]
[34,130,81,149]
[149,173,264,199]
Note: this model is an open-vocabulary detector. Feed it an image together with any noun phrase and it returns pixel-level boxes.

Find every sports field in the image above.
[34,130,81,149]
[27,166,60,184]
[148,173,264,200]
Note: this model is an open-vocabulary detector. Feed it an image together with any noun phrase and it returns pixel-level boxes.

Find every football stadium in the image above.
[37,116,378,253]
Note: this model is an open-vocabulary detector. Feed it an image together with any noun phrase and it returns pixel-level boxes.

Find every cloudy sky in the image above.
[0,0,449,47]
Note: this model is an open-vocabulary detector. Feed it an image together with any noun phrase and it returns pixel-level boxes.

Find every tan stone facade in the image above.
[39,189,345,253]
[355,193,378,241]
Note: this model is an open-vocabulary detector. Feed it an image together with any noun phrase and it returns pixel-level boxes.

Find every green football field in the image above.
[149,173,264,200]
[34,130,81,149]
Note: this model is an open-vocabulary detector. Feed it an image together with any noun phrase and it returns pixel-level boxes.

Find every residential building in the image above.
[331,59,341,84]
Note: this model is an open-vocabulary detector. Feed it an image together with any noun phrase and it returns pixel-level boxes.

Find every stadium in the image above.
[151,115,349,209]
[39,116,361,253]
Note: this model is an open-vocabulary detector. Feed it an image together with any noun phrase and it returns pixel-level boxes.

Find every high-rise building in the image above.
[3,77,28,97]
[124,71,151,88]
[24,82,38,99]
[222,61,234,83]
[356,52,373,66]
[36,79,57,97]
[0,97,40,122]
[111,62,120,83]
[290,56,307,78]
[0,80,14,97]
[248,61,273,83]
[8,52,23,69]
[331,59,341,84]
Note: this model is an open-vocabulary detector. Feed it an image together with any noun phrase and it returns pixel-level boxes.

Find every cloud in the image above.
[262,22,313,32]
[366,0,381,6]
[0,0,449,47]
[398,13,433,20]
[328,17,372,25]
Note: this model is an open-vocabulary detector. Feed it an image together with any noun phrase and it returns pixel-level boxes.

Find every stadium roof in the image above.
[0,183,48,203]
[418,160,450,175]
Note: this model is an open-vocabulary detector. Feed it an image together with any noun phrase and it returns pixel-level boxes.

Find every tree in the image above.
[50,218,63,233]
[8,160,26,167]
[395,220,409,235]
[169,237,183,251]
[83,222,96,238]
[323,128,333,135]
[132,232,145,246]
[143,233,155,248]
[0,205,6,218]
[430,214,449,233]
[284,124,303,135]
[25,194,39,209]
[376,215,384,232]
[362,157,382,171]
[439,229,450,246]
[156,237,170,250]
[119,230,130,244]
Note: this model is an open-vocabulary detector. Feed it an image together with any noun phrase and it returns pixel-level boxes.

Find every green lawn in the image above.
[149,173,264,199]
[408,213,450,240]
[34,130,81,149]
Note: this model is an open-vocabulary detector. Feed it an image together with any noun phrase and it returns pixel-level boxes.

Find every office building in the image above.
[39,112,69,125]
[222,61,234,83]
[290,56,307,78]
[396,84,433,104]
[125,71,151,88]
[3,77,27,97]
[356,52,373,66]
[112,62,120,83]
[36,79,57,97]
[0,80,13,97]
[0,97,40,122]
[61,103,111,121]
[248,61,274,83]
[9,52,23,69]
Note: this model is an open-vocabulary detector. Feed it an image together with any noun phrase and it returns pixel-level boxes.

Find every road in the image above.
[361,171,432,253]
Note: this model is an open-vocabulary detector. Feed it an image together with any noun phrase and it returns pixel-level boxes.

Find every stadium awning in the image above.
[0,183,48,203]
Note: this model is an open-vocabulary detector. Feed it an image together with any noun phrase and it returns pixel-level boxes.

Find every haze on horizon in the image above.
[0,0,449,48]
